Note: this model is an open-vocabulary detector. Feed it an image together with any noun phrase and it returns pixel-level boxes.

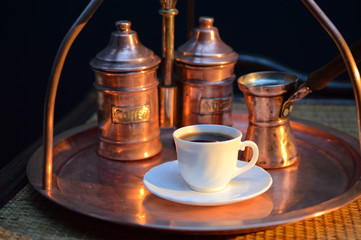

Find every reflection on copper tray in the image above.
[27,113,361,234]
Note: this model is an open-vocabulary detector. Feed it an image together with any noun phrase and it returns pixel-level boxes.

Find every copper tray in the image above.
[27,113,361,234]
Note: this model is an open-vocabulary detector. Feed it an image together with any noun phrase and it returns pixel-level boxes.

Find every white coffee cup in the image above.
[173,124,259,192]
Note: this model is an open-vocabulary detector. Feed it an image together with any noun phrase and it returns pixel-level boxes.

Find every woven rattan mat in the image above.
[0,103,360,240]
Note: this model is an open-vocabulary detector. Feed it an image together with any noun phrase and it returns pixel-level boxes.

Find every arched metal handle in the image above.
[43,0,103,191]
[300,0,361,144]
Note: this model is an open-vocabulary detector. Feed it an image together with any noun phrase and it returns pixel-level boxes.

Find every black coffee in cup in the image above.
[180,132,233,143]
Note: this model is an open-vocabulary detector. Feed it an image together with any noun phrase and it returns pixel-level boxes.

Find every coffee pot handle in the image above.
[232,141,259,178]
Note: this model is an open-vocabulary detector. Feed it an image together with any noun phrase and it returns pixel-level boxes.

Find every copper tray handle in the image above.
[301,0,361,142]
[43,0,103,190]
[283,0,361,125]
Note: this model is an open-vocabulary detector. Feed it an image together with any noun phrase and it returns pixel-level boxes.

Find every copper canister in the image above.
[174,17,239,126]
[90,21,162,161]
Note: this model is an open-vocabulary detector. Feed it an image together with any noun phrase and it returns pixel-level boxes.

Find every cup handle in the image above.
[232,140,259,178]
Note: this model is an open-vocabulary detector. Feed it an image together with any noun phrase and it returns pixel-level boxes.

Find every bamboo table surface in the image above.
[0,102,360,240]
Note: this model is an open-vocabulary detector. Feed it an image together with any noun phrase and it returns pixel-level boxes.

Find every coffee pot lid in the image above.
[174,17,238,66]
[90,20,160,72]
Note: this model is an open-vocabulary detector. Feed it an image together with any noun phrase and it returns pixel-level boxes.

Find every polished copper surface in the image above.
[90,21,162,160]
[174,16,238,65]
[28,113,361,234]
[158,0,178,128]
[159,86,178,127]
[90,21,160,72]
[238,72,300,169]
[174,17,238,127]
[159,0,178,86]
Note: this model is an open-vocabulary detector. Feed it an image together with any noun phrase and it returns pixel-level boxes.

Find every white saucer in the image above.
[143,160,273,206]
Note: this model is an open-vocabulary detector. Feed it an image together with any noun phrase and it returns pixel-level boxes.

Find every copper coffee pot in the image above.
[237,37,361,169]
[238,72,300,169]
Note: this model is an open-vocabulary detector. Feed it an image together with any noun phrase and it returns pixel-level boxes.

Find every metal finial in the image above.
[160,0,178,9]
[199,17,214,28]
[116,20,131,31]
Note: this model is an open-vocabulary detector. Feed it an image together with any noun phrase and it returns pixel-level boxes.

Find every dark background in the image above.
[1,0,361,168]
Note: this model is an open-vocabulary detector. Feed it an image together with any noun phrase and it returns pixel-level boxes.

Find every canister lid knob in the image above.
[199,17,214,28]
[116,20,131,32]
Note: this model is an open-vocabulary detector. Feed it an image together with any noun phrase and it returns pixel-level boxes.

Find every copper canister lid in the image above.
[174,17,238,66]
[90,20,160,72]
